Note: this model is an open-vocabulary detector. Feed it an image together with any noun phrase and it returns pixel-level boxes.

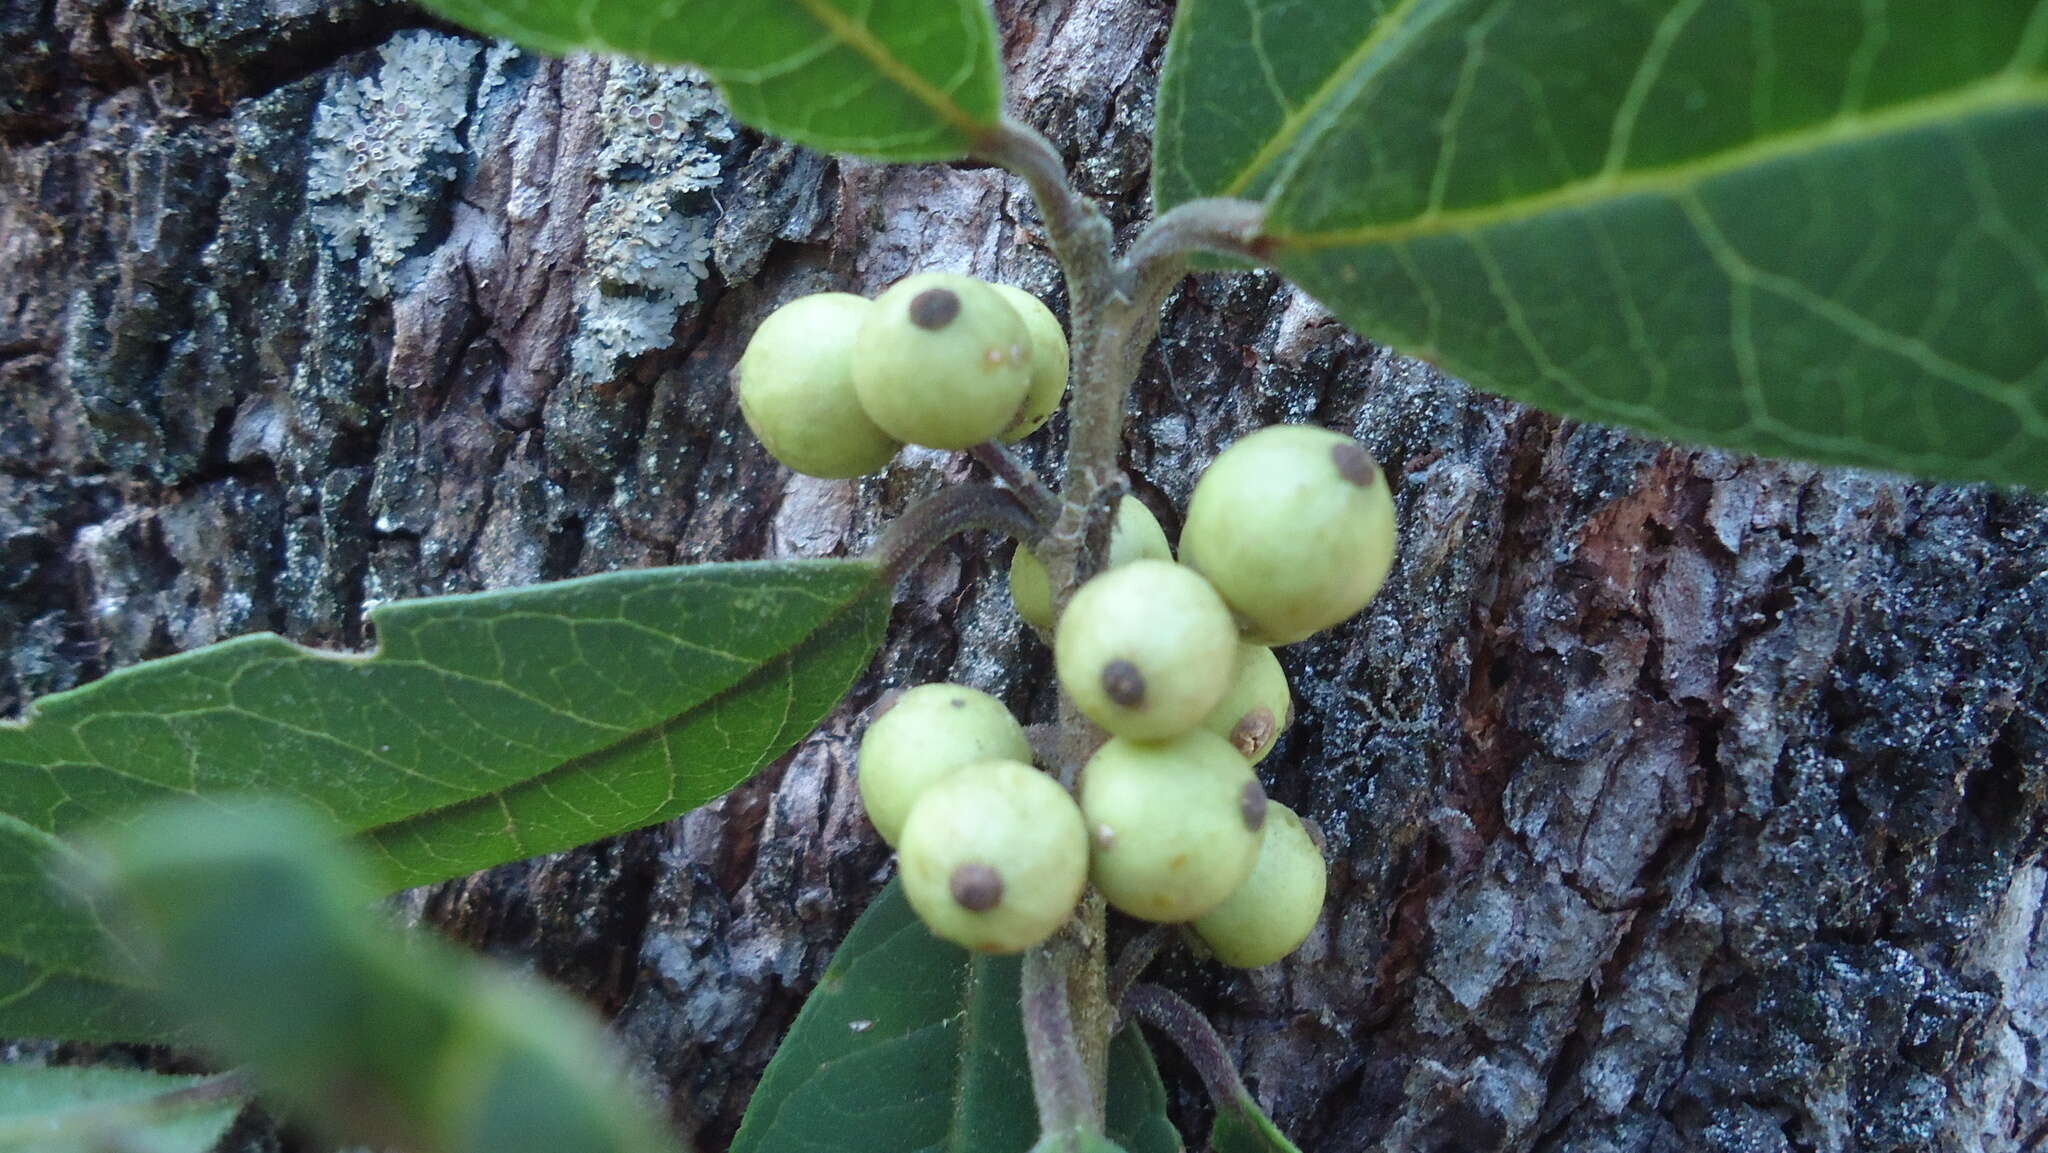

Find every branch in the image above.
[1122,198,1269,286]
[1023,943,1103,1135]
[969,441,1062,527]
[869,484,1041,582]
[1121,983,1247,1107]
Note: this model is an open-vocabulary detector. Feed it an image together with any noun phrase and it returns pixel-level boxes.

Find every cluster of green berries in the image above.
[736,273,1070,476]
[853,426,1396,967]
[738,272,1396,967]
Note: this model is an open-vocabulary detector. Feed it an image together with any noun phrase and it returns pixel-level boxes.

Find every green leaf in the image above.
[411,0,1004,161]
[1207,1092,1299,1153]
[1,560,890,1042]
[1157,0,2048,488]
[88,799,684,1153]
[0,1066,243,1153]
[733,880,1180,1153]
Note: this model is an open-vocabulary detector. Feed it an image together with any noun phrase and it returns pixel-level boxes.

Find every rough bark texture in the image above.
[4,1,2048,1151]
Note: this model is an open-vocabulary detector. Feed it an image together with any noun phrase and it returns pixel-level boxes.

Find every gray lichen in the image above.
[569,63,731,385]
[306,31,481,298]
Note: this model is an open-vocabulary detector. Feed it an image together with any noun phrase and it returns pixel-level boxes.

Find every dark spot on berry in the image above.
[1240,779,1268,832]
[950,697,966,708]
[910,287,960,330]
[950,863,1004,911]
[1101,660,1146,707]
[1228,706,1277,759]
[1332,441,1379,487]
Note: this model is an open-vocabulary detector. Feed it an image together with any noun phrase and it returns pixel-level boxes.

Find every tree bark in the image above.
[4,1,2047,1151]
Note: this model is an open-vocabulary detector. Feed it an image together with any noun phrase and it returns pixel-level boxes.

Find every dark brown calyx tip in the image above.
[950,863,1004,912]
[909,287,961,330]
[1228,706,1277,759]
[1240,779,1268,832]
[1101,660,1147,707]
[1332,441,1379,487]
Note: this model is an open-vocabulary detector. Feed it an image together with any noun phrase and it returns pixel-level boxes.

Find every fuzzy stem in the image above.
[1107,925,1172,1006]
[1022,941,1102,1134]
[1121,983,1248,1107]
[969,441,1062,527]
[869,484,1041,582]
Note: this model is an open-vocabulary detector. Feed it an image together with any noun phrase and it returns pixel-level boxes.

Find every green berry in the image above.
[990,284,1069,441]
[852,273,1033,449]
[1054,560,1237,741]
[858,683,1031,847]
[1200,643,1291,764]
[898,759,1088,953]
[1179,425,1398,644]
[1191,802,1326,968]
[735,293,901,478]
[1008,495,1171,631]
[1078,731,1267,922]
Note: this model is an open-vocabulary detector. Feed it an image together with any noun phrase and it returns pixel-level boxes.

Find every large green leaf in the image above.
[90,799,683,1153]
[411,0,1004,161]
[0,1066,244,1153]
[733,880,1180,1153]
[1157,0,2048,488]
[1,560,890,1042]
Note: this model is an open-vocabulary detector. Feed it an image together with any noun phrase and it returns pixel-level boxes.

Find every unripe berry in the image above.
[1078,731,1266,922]
[1179,425,1398,644]
[1200,643,1291,764]
[858,683,1031,847]
[990,284,1069,441]
[735,293,900,478]
[898,759,1088,954]
[852,273,1033,450]
[1192,802,1326,967]
[1008,496,1171,631]
[1054,560,1237,741]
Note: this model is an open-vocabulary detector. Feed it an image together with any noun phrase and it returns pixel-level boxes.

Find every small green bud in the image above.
[1199,642,1291,764]
[1054,560,1237,741]
[858,683,1031,847]
[897,759,1089,953]
[1008,495,1171,631]
[990,284,1070,441]
[1078,731,1266,922]
[1192,802,1326,968]
[852,273,1034,450]
[1179,425,1398,644]
[735,292,900,478]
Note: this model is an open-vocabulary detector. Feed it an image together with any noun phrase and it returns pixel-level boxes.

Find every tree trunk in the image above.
[4,1,2047,1150]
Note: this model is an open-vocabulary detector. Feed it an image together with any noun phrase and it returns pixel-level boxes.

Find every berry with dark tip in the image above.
[851,273,1033,450]
[735,292,900,478]
[1054,560,1237,741]
[1192,802,1327,968]
[857,684,1031,847]
[897,759,1088,953]
[1200,642,1292,764]
[1179,424,1398,644]
[1077,731,1265,922]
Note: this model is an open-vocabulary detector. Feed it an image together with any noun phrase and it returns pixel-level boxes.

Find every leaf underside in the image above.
[0,1066,243,1153]
[1157,0,2048,488]
[1,560,891,1043]
[411,0,1006,161]
[733,880,1181,1153]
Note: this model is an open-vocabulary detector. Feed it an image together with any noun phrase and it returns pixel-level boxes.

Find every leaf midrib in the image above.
[358,581,887,874]
[784,0,989,140]
[1265,71,2048,249]
[1216,0,1436,198]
